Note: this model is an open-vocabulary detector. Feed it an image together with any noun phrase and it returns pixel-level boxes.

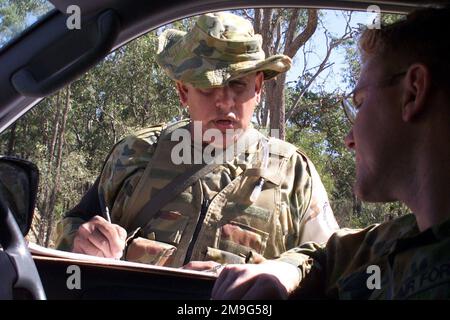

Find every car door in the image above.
[0,0,437,300]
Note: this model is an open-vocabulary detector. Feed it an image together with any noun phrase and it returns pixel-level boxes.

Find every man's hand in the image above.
[211,260,301,300]
[72,215,127,259]
[181,260,221,271]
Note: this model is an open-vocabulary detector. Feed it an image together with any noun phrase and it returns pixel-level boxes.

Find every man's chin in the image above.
[354,182,393,203]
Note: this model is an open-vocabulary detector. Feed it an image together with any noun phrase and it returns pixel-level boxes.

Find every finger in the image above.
[89,216,126,258]
[241,281,271,300]
[91,215,108,223]
[114,225,128,241]
[86,227,114,257]
[75,217,124,258]
[182,261,220,271]
[211,267,229,298]
[215,266,261,300]
[73,243,85,254]
[73,224,98,253]
[72,236,86,254]
[181,262,195,269]
[212,267,241,299]
[73,219,110,256]
[73,235,106,257]
[83,244,106,258]
[96,223,126,258]
[240,276,281,300]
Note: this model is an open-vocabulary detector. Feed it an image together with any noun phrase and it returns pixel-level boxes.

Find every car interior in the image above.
[1,0,449,300]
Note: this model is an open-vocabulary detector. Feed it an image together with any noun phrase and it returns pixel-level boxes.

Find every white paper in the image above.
[28,242,217,279]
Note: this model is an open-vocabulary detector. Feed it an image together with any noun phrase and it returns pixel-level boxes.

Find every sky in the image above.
[286,9,379,94]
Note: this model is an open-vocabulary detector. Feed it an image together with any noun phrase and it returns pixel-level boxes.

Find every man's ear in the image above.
[402,63,431,122]
[255,71,264,104]
[175,81,189,106]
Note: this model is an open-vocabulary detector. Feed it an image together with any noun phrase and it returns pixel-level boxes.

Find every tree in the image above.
[38,85,71,246]
[241,9,352,140]
[0,29,182,246]
[248,9,318,140]
[0,0,52,46]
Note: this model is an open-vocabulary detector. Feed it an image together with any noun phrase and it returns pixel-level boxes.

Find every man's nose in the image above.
[215,87,235,112]
[344,128,355,150]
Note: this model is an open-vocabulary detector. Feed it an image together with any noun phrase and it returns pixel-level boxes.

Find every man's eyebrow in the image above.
[231,76,248,82]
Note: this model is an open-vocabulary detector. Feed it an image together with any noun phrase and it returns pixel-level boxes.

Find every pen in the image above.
[99,190,112,223]
[250,138,269,203]
[104,205,111,223]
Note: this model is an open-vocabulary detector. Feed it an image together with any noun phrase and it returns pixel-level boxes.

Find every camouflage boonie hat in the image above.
[156,12,292,88]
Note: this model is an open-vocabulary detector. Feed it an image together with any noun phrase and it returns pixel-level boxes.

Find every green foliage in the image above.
[0,29,180,245]
[342,13,405,90]
[0,0,53,46]
[64,33,181,171]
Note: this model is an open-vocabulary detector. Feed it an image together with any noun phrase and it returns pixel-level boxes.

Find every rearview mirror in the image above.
[0,156,39,236]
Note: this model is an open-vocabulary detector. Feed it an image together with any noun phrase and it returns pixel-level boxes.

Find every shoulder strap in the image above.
[129,162,219,230]
[129,126,262,231]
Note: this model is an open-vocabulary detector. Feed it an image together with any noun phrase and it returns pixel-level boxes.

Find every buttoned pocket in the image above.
[125,237,176,266]
[218,221,269,257]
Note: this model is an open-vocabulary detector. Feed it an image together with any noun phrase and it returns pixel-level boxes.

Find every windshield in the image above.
[0,0,55,50]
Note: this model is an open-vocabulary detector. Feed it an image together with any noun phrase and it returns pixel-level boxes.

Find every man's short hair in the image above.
[359,7,450,87]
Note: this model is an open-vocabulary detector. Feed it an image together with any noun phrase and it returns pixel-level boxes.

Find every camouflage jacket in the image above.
[56,120,339,267]
[283,214,450,299]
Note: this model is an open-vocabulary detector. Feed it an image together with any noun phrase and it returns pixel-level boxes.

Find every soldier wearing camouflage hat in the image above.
[55,12,339,271]
[212,7,450,300]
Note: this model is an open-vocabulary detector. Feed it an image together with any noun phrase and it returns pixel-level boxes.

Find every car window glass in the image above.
[0,8,407,264]
[0,0,55,50]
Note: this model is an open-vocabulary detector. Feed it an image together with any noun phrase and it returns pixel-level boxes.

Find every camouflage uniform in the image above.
[55,12,339,266]
[282,214,450,299]
[56,120,339,267]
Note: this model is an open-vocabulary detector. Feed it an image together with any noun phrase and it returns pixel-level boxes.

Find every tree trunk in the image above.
[352,193,362,216]
[37,92,62,245]
[6,123,17,155]
[48,92,62,165]
[45,85,71,247]
[268,73,287,140]
[254,9,318,140]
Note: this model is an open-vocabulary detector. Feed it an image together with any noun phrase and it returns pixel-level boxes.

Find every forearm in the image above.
[276,241,325,275]
[54,216,88,251]
[54,177,102,251]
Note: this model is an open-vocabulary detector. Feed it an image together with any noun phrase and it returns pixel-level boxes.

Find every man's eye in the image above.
[230,81,246,89]
[199,88,214,95]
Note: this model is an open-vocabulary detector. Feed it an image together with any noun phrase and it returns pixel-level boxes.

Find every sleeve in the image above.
[54,132,158,251]
[97,134,157,222]
[280,227,370,299]
[274,150,339,266]
[297,159,340,245]
[54,177,103,251]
